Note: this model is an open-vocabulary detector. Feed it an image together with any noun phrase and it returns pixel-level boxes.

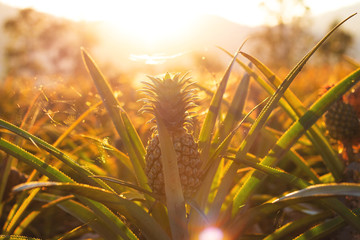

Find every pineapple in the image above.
[325,99,360,141]
[139,72,201,198]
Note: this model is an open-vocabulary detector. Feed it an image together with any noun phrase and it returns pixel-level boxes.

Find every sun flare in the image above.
[105,2,196,47]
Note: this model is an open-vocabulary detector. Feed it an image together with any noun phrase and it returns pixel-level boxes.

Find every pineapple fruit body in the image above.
[145,130,201,197]
[325,100,360,141]
[140,73,201,198]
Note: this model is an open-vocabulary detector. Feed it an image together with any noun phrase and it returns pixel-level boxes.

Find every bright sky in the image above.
[1,0,359,26]
[1,0,359,61]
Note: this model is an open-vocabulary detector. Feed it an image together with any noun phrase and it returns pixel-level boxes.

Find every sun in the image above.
[104,1,197,48]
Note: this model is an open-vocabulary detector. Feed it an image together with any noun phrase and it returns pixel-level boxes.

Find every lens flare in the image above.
[199,227,224,240]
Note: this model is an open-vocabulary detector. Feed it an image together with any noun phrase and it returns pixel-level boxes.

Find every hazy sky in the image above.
[0,0,359,66]
[1,0,359,26]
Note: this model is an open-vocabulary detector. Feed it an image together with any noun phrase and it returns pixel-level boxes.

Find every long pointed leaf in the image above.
[294,208,360,240]
[218,47,298,120]
[228,71,360,236]
[228,187,359,238]
[2,102,117,234]
[241,52,343,180]
[91,175,159,199]
[209,14,357,219]
[218,15,357,206]
[81,49,148,190]
[0,119,109,189]
[213,70,251,147]
[195,97,267,211]
[228,153,360,236]
[13,182,170,240]
[233,68,360,212]
[0,236,40,240]
[263,211,333,240]
[222,48,343,180]
[156,116,188,240]
[198,49,240,159]
[0,138,73,183]
[13,195,75,235]
[275,183,360,202]
[0,137,135,239]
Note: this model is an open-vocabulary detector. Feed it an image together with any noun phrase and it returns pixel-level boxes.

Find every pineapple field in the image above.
[1,9,360,240]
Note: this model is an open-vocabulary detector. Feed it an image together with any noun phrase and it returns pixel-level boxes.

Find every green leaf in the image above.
[232,156,310,189]
[0,104,121,234]
[233,68,360,209]
[120,110,146,158]
[228,154,360,235]
[198,49,240,160]
[275,183,360,202]
[33,193,121,240]
[218,50,321,183]
[227,193,351,238]
[263,211,333,240]
[0,138,126,239]
[0,137,73,183]
[217,15,357,209]
[81,49,148,191]
[227,70,360,235]
[156,116,188,240]
[231,14,359,215]
[213,70,250,146]
[196,97,267,210]
[0,136,136,239]
[294,218,345,240]
[91,175,159,199]
[222,48,343,182]
[0,119,109,189]
[218,47,298,120]
[13,195,75,235]
[240,51,343,181]
[13,182,170,240]
[0,235,40,240]
[81,135,135,177]
[56,224,89,240]
[0,157,12,204]
[4,190,42,234]
[293,209,360,240]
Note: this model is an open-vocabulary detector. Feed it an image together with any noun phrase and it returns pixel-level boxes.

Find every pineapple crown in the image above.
[139,72,197,131]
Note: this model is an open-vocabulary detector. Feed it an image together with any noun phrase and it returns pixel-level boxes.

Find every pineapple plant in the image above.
[139,73,202,197]
[325,96,360,142]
